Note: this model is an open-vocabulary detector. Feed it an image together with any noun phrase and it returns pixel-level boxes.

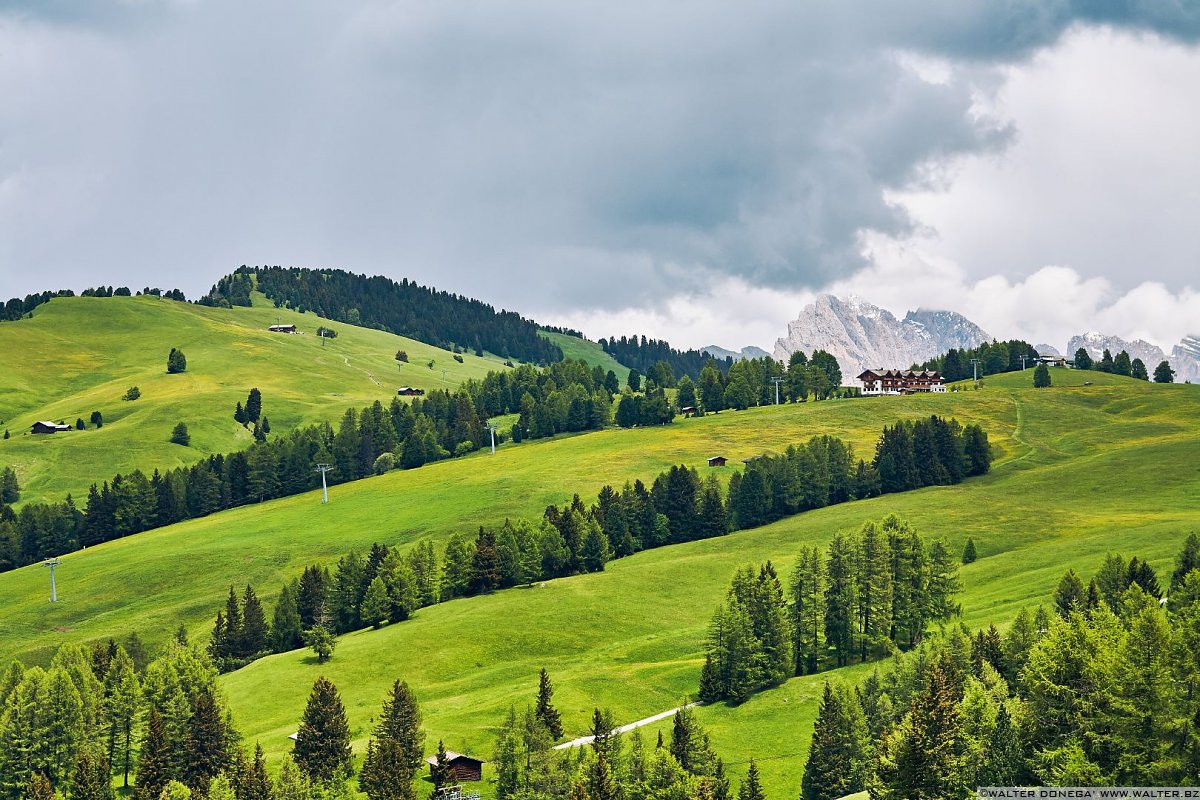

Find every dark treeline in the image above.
[701,516,962,704]
[1073,346,1157,381]
[1,287,187,322]
[0,360,616,575]
[914,339,1040,381]
[799,534,1200,800]
[599,334,734,381]
[874,416,992,493]
[203,266,562,364]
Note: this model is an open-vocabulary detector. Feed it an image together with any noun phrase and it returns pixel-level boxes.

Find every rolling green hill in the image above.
[539,330,632,377]
[0,294,509,504]
[1,364,1195,795]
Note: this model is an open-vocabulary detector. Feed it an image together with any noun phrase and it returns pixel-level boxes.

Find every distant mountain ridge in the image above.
[700,344,771,362]
[1067,331,1200,382]
[772,295,992,378]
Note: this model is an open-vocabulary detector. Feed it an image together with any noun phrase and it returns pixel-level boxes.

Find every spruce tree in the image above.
[271,583,303,653]
[873,658,964,800]
[184,689,229,792]
[25,773,54,800]
[962,538,978,564]
[245,389,262,423]
[1171,533,1199,592]
[1153,360,1175,383]
[358,739,412,800]
[1033,363,1051,387]
[238,744,272,800]
[535,669,564,739]
[293,677,353,784]
[1053,569,1085,617]
[135,709,172,800]
[737,759,765,800]
[856,522,893,662]
[372,681,425,771]
[430,741,451,791]
[241,586,270,656]
[71,749,114,800]
[801,683,867,800]
[979,703,1025,787]
[360,577,390,628]
[927,540,961,619]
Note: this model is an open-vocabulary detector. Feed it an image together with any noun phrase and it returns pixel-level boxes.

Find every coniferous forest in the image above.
[202,267,562,364]
[0,359,618,573]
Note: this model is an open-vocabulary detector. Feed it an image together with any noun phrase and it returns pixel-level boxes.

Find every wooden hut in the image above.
[396,387,426,397]
[31,421,72,434]
[707,456,727,467]
[426,751,484,783]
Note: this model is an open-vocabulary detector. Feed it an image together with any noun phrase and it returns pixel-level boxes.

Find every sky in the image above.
[1,1,1198,353]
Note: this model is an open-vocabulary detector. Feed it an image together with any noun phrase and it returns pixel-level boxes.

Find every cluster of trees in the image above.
[702,516,961,704]
[673,351,847,416]
[2,287,186,322]
[204,266,563,364]
[232,389,268,442]
[1073,347,1175,382]
[0,637,249,800]
[915,340,1040,381]
[0,360,612,575]
[598,335,734,381]
[207,586,273,671]
[165,349,187,374]
[800,534,1200,799]
[492,702,763,800]
[873,416,991,494]
[614,392,675,427]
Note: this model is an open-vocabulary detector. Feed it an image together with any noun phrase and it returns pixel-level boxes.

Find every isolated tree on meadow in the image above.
[962,538,978,564]
[1073,348,1093,370]
[169,423,190,446]
[1153,360,1175,383]
[90,410,103,428]
[738,759,765,800]
[75,418,85,430]
[166,348,187,374]
[1032,363,1051,388]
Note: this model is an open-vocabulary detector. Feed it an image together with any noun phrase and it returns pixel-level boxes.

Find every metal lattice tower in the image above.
[315,464,335,503]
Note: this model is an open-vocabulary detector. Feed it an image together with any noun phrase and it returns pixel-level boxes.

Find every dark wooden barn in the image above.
[426,751,484,783]
[707,455,727,467]
[396,387,426,397]
[31,421,72,434]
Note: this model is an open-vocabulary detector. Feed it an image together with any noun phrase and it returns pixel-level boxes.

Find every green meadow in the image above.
[0,294,515,504]
[538,331,630,376]
[2,348,1196,796]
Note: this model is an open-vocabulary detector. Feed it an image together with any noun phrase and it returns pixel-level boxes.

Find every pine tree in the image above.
[245,389,263,423]
[1153,360,1175,383]
[271,583,303,653]
[801,683,867,800]
[184,688,229,792]
[1131,358,1149,381]
[372,681,425,771]
[293,677,353,784]
[962,538,978,564]
[1033,363,1051,387]
[1053,569,1085,617]
[24,773,54,800]
[135,709,172,800]
[737,759,765,800]
[698,655,722,703]
[238,744,272,800]
[535,669,564,739]
[873,658,964,800]
[71,749,114,800]
[430,741,451,791]
[358,739,413,800]
[360,576,390,628]
[979,704,1025,787]
[1171,533,1200,592]
[240,585,269,656]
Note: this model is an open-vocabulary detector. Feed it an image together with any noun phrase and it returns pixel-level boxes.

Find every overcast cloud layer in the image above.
[1,1,1198,351]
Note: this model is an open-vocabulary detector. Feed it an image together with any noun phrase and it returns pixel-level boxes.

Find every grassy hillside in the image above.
[1,369,1195,796]
[539,330,631,377]
[0,294,508,503]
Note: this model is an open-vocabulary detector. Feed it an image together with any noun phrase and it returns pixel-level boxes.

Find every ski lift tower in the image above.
[43,557,62,603]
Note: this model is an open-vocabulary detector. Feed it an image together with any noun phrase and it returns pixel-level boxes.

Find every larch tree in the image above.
[824,533,856,667]
[789,546,824,676]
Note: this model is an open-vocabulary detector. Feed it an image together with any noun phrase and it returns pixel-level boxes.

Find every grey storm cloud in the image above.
[0,0,1197,313]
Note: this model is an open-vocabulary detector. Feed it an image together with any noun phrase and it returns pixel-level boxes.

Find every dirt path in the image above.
[552,703,701,750]
[341,355,382,387]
